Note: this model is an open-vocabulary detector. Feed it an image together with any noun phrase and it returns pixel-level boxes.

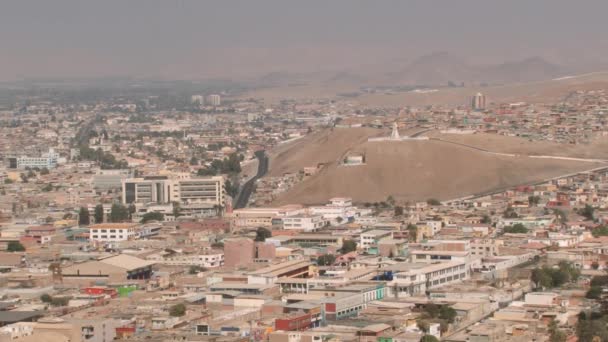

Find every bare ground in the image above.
[267,128,605,205]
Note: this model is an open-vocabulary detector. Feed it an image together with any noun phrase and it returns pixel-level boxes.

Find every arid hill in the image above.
[267,128,606,205]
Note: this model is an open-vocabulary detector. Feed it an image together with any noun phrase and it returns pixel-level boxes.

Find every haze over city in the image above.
[3,0,608,81]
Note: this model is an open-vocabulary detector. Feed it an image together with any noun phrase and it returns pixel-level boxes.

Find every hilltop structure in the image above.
[368,122,429,142]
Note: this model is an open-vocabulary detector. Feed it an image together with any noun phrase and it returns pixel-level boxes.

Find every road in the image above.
[409,128,433,138]
[233,150,268,209]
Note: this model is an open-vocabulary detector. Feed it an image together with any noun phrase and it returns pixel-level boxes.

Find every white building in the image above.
[472,92,486,111]
[388,261,470,298]
[122,175,225,208]
[230,205,304,229]
[207,94,221,106]
[191,95,205,105]
[88,223,139,242]
[282,215,326,232]
[92,169,131,191]
[8,148,59,169]
[524,292,566,307]
[309,197,357,223]
[359,230,393,250]
[146,250,224,268]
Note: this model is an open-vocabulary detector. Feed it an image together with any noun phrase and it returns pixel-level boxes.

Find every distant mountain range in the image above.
[384,52,565,85]
[252,52,570,88]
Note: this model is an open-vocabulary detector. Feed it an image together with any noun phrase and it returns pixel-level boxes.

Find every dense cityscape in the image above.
[5,1,608,342]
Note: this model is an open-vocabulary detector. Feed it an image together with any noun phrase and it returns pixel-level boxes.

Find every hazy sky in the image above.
[2,0,608,81]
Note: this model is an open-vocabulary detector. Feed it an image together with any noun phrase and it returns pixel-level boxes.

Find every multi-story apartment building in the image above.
[146,251,224,268]
[88,223,139,242]
[7,148,59,169]
[359,230,393,251]
[93,169,131,191]
[122,175,225,207]
[387,261,470,298]
[206,94,221,106]
[281,215,326,232]
[470,239,504,257]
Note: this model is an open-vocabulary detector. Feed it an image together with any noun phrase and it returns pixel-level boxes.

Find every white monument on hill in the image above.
[368,122,429,142]
[390,122,400,140]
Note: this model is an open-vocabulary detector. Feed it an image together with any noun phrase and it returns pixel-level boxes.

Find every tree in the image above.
[394,206,404,217]
[94,204,104,223]
[141,212,164,223]
[169,303,186,317]
[317,254,336,266]
[528,195,541,207]
[40,167,50,175]
[41,183,53,192]
[110,203,129,222]
[531,267,553,289]
[592,226,608,237]
[127,203,136,219]
[558,260,580,283]
[503,223,528,234]
[224,179,239,198]
[255,227,272,242]
[78,207,90,226]
[211,241,224,248]
[581,204,595,221]
[591,275,608,287]
[576,312,608,342]
[189,266,207,274]
[481,215,491,224]
[586,286,602,300]
[407,224,418,242]
[420,335,439,342]
[3,178,13,184]
[503,205,519,218]
[427,198,441,206]
[340,240,357,253]
[549,319,567,342]
[40,294,52,303]
[172,202,181,218]
[50,297,71,307]
[7,241,25,252]
[553,209,568,224]
[336,216,344,224]
[439,305,457,323]
[531,262,580,289]
[197,168,216,176]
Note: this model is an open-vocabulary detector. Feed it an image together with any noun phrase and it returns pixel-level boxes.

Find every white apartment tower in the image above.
[191,95,205,106]
[471,92,486,111]
[207,94,221,106]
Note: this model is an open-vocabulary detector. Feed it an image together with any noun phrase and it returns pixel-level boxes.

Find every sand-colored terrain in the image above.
[242,71,608,107]
[268,127,383,177]
[267,128,606,205]
[427,132,608,159]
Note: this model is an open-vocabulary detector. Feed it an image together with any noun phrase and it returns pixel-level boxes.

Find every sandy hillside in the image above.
[268,127,383,177]
[267,128,605,205]
[428,132,608,159]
